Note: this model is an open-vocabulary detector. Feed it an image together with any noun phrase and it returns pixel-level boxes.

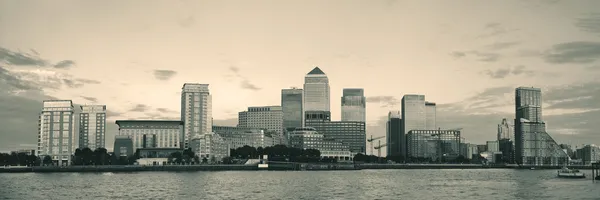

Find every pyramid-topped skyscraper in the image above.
[303,67,330,124]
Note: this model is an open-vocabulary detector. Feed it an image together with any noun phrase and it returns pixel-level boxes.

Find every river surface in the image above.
[1,169,599,200]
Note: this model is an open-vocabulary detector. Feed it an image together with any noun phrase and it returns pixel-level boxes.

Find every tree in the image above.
[43,155,52,166]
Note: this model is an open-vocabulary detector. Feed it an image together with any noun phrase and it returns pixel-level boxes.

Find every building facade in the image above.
[288,127,353,161]
[304,111,366,154]
[282,88,304,129]
[575,145,600,165]
[514,87,568,166]
[386,111,402,157]
[486,141,499,152]
[401,95,426,157]
[303,67,330,115]
[115,120,183,151]
[341,88,366,122]
[238,106,284,142]
[213,126,275,150]
[406,130,462,162]
[78,105,106,150]
[113,135,134,157]
[498,118,512,141]
[181,83,212,149]
[37,100,75,166]
[190,132,229,163]
[425,102,436,130]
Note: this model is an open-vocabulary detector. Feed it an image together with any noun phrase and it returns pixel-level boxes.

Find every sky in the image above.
[1,0,600,154]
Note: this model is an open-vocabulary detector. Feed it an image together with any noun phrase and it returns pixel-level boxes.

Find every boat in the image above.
[557,167,586,179]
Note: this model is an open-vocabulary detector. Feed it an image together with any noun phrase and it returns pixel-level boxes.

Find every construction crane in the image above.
[367,135,385,156]
[374,140,388,158]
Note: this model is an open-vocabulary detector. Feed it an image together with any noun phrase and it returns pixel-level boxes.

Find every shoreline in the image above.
[0,163,595,173]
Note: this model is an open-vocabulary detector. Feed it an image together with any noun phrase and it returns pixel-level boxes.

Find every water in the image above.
[1,169,599,200]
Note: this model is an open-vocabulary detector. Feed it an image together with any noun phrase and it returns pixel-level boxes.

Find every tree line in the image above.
[229,145,337,163]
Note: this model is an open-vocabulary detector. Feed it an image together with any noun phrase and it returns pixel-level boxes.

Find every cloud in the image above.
[0,66,38,90]
[478,23,520,38]
[366,96,399,108]
[544,81,600,110]
[53,60,75,68]
[153,69,177,81]
[62,78,101,88]
[129,104,150,112]
[80,96,98,103]
[482,65,535,79]
[485,42,521,50]
[542,41,600,64]
[156,108,177,114]
[450,51,466,58]
[575,12,600,34]
[228,66,261,91]
[451,51,500,62]
[0,47,48,66]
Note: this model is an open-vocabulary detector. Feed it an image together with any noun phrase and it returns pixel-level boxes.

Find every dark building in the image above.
[142,134,157,148]
[499,138,514,164]
[304,111,366,154]
[281,88,304,130]
[113,135,134,157]
[406,130,462,162]
[386,111,403,157]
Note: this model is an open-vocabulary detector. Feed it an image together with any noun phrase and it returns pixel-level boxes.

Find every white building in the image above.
[78,105,107,150]
[238,106,283,140]
[213,126,274,149]
[303,67,330,119]
[289,127,353,162]
[181,83,212,149]
[37,100,75,166]
[190,132,229,163]
[486,141,500,152]
[115,120,183,150]
[341,88,366,122]
[498,118,512,141]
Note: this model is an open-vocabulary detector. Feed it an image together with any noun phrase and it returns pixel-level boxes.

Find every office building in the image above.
[238,106,284,143]
[305,111,366,154]
[401,94,426,157]
[303,67,330,115]
[181,83,212,148]
[37,100,75,166]
[486,141,499,152]
[113,135,134,157]
[288,127,353,162]
[425,102,436,130]
[115,120,183,150]
[514,87,568,166]
[341,88,366,122]
[213,126,275,149]
[78,105,106,150]
[575,145,600,165]
[386,111,402,157]
[499,138,514,163]
[498,118,512,141]
[282,88,304,129]
[406,130,462,162]
[190,132,229,162]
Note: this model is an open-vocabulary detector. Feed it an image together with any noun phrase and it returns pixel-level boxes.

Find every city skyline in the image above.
[2,1,600,155]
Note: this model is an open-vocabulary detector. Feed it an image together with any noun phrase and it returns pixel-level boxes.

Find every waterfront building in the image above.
[303,67,330,115]
[78,105,106,150]
[406,130,462,162]
[213,126,275,149]
[238,106,284,144]
[37,100,75,166]
[386,111,402,157]
[341,88,366,122]
[499,138,514,163]
[459,143,479,160]
[189,132,229,163]
[514,87,568,166]
[288,127,353,161]
[113,135,134,157]
[498,118,512,141]
[425,102,436,130]
[282,87,303,129]
[181,83,212,149]
[115,120,183,150]
[304,111,366,154]
[575,145,600,165]
[486,141,499,152]
[401,94,426,157]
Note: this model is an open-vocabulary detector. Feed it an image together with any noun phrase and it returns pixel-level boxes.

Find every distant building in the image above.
[341,88,366,122]
[238,106,284,144]
[304,111,366,154]
[282,88,304,129]
[497,118,512,141]
[288,127,353,162]
[113,135,134,157]
[303,67,330,113]
[37,100,75,166]
[486,141,499,152]
[181,83,212,149]
[190,132,229,163]
[425,102,436,130]
[115,120,183,151]
[386,111,402,157]
[406,130,462,161]
[576,145,600,165]
[212,126,275,149]
[78,105,107,150]
[499,138,514,164]
[11,149,35,156]
[459,143,479,159]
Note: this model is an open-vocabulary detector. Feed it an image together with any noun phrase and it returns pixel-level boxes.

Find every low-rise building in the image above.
[190,133,229,163]
[113,135,134,157]
[304,111,366,154]
[576,145,600,165]
[115,120,183,151]
[288,127,353,161]
[406,130,462,161]
[213,126,274,149]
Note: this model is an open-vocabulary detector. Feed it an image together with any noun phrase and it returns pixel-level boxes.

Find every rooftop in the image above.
[307,67,325,75]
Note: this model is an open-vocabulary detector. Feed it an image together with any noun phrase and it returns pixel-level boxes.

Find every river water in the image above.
[0,169,598,200]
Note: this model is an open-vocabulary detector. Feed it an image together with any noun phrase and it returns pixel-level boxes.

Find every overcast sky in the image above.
[1,0,600,154]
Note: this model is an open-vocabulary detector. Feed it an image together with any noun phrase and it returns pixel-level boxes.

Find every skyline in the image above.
[2,0,600,154]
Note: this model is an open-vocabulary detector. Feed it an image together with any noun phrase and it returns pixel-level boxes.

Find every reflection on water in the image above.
[0,169,599,200]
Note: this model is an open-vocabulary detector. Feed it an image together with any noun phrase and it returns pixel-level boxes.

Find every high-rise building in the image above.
[401,94,426,157]
[341,88,366,122]
[78,105,106,150]
[386,111,402,157]
[181,83,212,148]
[303,67,330,115]
[282,88,303,129]
[514,87,568,166]
[238,106,284,141]
[498,118,512,141]
[425,102,436,130]
[37,100,75,166]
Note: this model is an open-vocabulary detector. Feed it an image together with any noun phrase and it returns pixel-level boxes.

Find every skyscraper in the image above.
[281,88,303,129]
[303,67,330,114]
[386,111,402,157]
[78,105,107,150]
[514,87,568,166]
[181,83,212,149]
[498,118,512,141]
[425,102,436,130]
[38,100,75,166]
[401,94,426,157]
[341,88,366,122]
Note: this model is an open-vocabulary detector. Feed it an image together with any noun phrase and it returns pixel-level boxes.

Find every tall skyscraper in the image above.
[181,83,212,148]
[303,67,330,115]
[341,88,366,122]
[281,88,303,129]
[498,118,512,141]
[78,105,107,150]
[514,87,568,166]
[401,94,426,157]
[386,111,402,157]
[425,102,436,130]
[37,100,75,166]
